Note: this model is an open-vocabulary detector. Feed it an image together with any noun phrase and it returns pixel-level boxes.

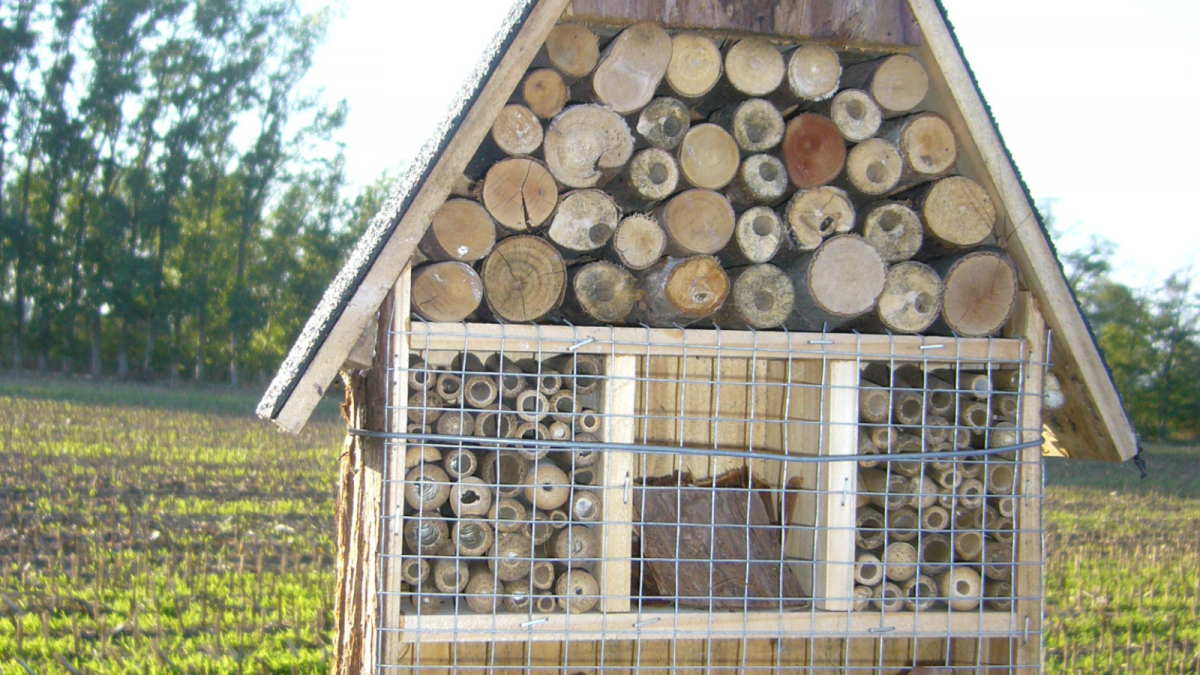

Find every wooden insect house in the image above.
[258,1,1138,672]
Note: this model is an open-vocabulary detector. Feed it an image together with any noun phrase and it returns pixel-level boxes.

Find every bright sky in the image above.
[303,0,1200,287]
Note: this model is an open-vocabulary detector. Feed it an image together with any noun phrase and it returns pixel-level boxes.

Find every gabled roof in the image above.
[257,0,1138,463]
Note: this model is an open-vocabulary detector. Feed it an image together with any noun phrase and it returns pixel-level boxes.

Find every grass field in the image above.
[1,376,1197,673]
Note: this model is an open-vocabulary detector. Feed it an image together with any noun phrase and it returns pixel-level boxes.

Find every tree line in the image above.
[0,0,385,387]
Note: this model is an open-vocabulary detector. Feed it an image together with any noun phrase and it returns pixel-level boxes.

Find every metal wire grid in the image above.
[373,319,1048,673]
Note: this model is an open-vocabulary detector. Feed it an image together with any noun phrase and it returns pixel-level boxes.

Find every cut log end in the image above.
[677,123,740,190]
[616,147,679,206]
[636,97,690,150]
[725,38,785,97]
[918,176,996,247]
[660,256,730,318]
[492,104,544,156]
[726,154,788,207]
[784,186,855,251]
[716,99,784,153]
[666,32,722,100]
[846,138,903,196]
[411,262,484,323]
[828,89,882,142]
[481,157,558,232]
[717,264,795,329]
[875,261,944,334]
[422,199,497,262]
[521,69,569,120]
[545,23,599,78]
[861,202,922,263]
[791,235,886,326]
[658,189,736,256]
[591,22,672,114]
[898,112,957,177]
[547,189,620,255]
[571,261,637,324]
[480,235,567,323]
[611,213,666,271]
[871,54,929,115]
[545,105,634,189]
[786,44,841,101]
[729,206,784,264]
[783,113,846,189]
[936,249,1019,337]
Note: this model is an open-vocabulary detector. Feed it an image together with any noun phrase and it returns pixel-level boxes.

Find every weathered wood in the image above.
[929,248,1018,337]
[665,32,722,102]
[857,261,944,335]
[784,44,841,102]
[842,137,903,196]
[724,153,789,208]
[546,189,620,256]
[878,111,958,192]
[635,255,730,327]
[782,113,846,189]
[605,147,679,210]
[676,123,740,189]
[724,38,785,97]
[420,198,497,263]
[610,212,666,271]
[785,234,885,331]
[544,104,635,188]
[520,69,569,119]
[481,156,559,232]
[480,235,568,323]
[587,21,671,114]
[566,260,638,324]
[410,261,484,322]
[840,54,929,117]
[720,206,784,266]
[656,188,736,256]
[858,201,922,263]
[713,263,794,329]
[711,99,785,154]
[491,103,544,155]
[783,186,855,251]
[905,175,996,248]
[635,96,690,150]
[815,88,882,142]
[541,22,599,78]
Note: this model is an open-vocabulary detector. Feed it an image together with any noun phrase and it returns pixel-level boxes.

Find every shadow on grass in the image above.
[1045,443,1200,499]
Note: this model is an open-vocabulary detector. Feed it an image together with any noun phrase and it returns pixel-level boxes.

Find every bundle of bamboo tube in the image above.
[402,352,606,614]
[411,22,1020,337]
[852,362,1022,612]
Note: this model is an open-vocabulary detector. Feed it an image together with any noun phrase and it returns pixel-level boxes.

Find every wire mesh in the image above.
[373,319,1046,673]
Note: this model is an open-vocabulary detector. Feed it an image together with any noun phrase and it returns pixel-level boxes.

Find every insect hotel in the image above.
[258,1,1137,672]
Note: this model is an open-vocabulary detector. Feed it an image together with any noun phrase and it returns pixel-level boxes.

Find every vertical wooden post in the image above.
[1010,292,1045,671]
[599,354,636,613]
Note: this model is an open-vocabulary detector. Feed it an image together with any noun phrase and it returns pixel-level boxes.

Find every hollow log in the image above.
[544,105,635,189]
[785,235,885,331]
[635,97,690,150]
[480,235,568,323]
[929,248,1018,337]
[480,157,558,232]
[725,154,789,208]
[840,54,929,117]
[546,189,620,257]
[710,99,784,153]
[420,199,497,263]
[782,186,856,251]
[782,113,846,189]
[566,261,638,324]
[605,147,679,211]
[878,112,957,192]
[858,201,922,263]
[813,89,881,142]
[713,264,795,330]
[410,262,484,323]
[677,123,740,190]
[610,213,666,271]
[587,22,671,114]
[655,189,736,256]
[842,138,903,197]
[635,255,730,328]
[857,261,944,335]
[719,206,784,266]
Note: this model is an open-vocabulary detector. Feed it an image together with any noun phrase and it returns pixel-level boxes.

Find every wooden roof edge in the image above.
[910,0,1138,462]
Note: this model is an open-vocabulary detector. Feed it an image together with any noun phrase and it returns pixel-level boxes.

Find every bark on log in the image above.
[724,154,789,208]
[664,32,722,102]
[566,261,638,324]
[411,262,484,323]
[724,38,785,97]
[878,112,957,192]
[713,263,794,330]
[520,69,569,120]
[587,22,672,114]
[905,176,996,248]
[783,186,855,251]
[842,138,903,197]
[656,189,736,256]
[785,234,885,331]
[491,103,544,155]
[544,105,635,189]
[541,23,600,79]
[635,97,690,150]
[928,248,1018,337]
[814,89,882,143]
[610,213,666,271]
[859,201,922,263]
[546,189,621,257]
[783,44,841,102]
[481,157,558,232]
[420,199,497,263]
[710,99,784,153]
[719,206,784,266]
[840,54,929,117]
[605,147,679,211]
[635,255,730,327]
[480,235,568,323]
[782,113,846,189]
[857,261,944,335]
[676,123,740,189]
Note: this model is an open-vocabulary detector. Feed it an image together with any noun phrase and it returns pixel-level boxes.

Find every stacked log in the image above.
[403,351,607,615]
[854,363,1022,612]
[409,22,1019,337]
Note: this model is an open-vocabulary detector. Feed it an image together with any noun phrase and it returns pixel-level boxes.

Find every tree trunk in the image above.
[723,38,785,98]
[781,44,841,103]
[170,313,181,385]
[230,333,239,387]
[195,309,206,382]
[116,321,129,380]
[142,319,156,381]
[785,235,886,331]
[710,99,784,154]
[90,311,102,379]
[841,138,903,197]
[634,255,729,328]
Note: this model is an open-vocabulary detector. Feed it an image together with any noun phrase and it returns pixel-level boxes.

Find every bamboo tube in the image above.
[855,552,885,587]
[922,414,952,445]
[816,89,881,142]
[490,532,536,582]
[983,545,1014,581]
[961,399,991,434]
[481,157,558,232]
[887,508,920,543]
[939,567,982,611]
[782,113,845,188]
[873,582,905,612]
[783,186,855,250]
[480,235,568,323]
[526,511,555,546]
[548,508,570,529]
[525,465,572,511]
[956,478,985,510]
[986,464,1016,495]
[411,581,443,613]
[842,138,903,196]
[891,433,923,478]
[515,390,549,423]
[992,394,1020,419]
[521,69,568,119]
[571,465,597,486]
[606,147,679,211]
[785,235,885,330]
[922,505,951,532]
[557,443,600,470]
[542,23,599,78]
[435,410,474,438]
[404,465,451,511]
[892,390,926,426]
[547,391,578,425]
[474,408,518,446]
[858,431,881,469]
[513,423,551,460]
[713,264,795,330]
[840,55,929,117]
[724,156,789,209]
[502,579,533,614]
[929,248,1018,338]
[454,518,495,557]
[534,591,558,614]
[588,22,671,114]
[547,353,604,395]
[665,32,722,102]
[724,38,785,97]
[435,372,463,406]
[464,566,500,614]
[571,490,603,523]
[993,496,1015,519]
[411,262,484,323]
[489,497,528,535]
[634,255,730,327]
[930,466,961,492]
[450,477,492,517]
[860,469,909,511]
[479,452,529,499]
[909,474,940,510]
[556,569,600,613]
[544,105,635,188]
[463,375,499,410]
[960,462,984,480]
[403,513,449,554]
[531,560,556,591]
[919,533,954,577]
[955,530,984,562]
[878,112,958,192]
[565,261,638,325]
[401,557,430,585]
[635,97,690,150]
[546,190,620,257]
[852,585,874,611]
[421,199,497,263]
[611,213,667,272]
[906,176,995,248]
[404,446,441,470]
[985,579,1014,611]
[443,448,478,480]
[551,525,599,563]
[883,541,919,582]
[677,123,740,190]
[656,190,737,256]
[859,201,923,264]
[711,99,785,153]
[855,508,887,550]
[903,574,939,612]
[433,557,470,594]
[491,103,544,156]
[859,385,891,424]
[407,357,435,391]
[870,427,898,452]
[486,354,527,399]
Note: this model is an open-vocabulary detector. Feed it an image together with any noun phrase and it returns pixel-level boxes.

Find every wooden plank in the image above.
[908,0,1136,463]
[269,0,572,433]
[599,355,636,613]
[378,269,411,668]
[1010,293,1045,670]
[563,0,921,47]
[411,323,1026,364]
